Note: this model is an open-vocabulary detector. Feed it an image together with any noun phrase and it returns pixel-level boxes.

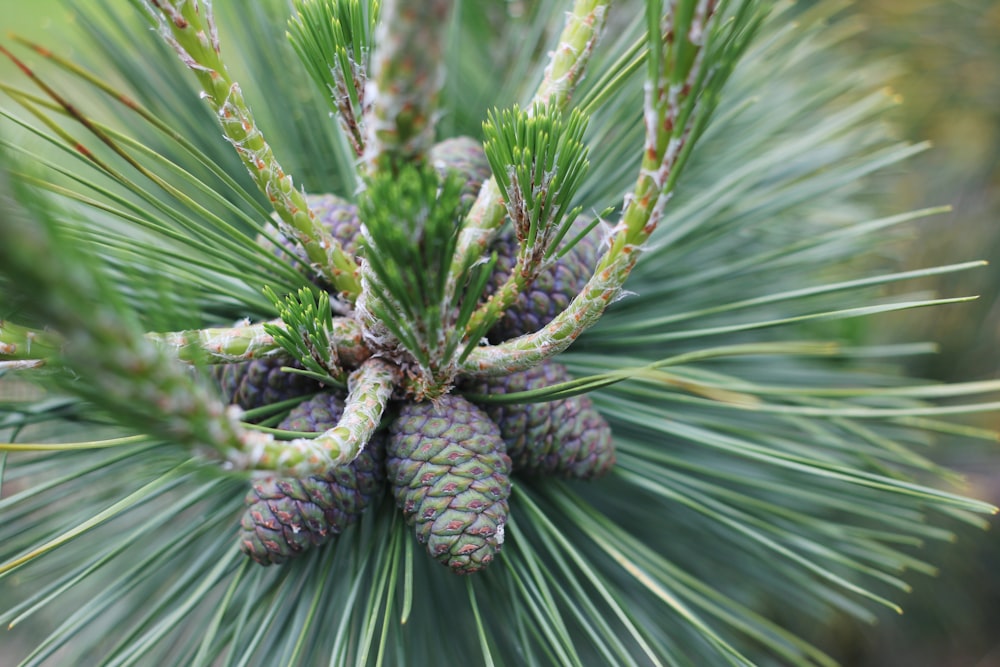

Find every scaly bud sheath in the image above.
[609,1,726,256]
[462,3,752,375]
[141,0,361,299]
[448,0,610,308]
[362,0,454,171]
[225,357,398,476]
[534,0,610,109]
[153,321,280,363]
[260,194,365,292]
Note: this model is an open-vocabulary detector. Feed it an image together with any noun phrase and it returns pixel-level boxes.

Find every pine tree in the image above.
[1,1,997,664]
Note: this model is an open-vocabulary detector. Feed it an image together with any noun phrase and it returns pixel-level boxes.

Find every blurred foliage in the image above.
[854,0,1000,385]
[0,1,72,65]
[821,2,1000,666]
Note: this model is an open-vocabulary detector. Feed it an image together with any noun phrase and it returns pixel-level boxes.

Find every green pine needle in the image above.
[263,285,344,385]
[359,164,493,382]
[482,102,590,263]
[287,0,380,155]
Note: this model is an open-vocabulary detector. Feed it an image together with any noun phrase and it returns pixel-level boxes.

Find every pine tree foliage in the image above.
[1,0,999,665]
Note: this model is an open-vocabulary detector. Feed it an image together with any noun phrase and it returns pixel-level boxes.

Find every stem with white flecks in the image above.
[142,0,361,300]
[226,356,398,475]
[448,0,611,306]
[361,0,454,172]
[5,319,371,368]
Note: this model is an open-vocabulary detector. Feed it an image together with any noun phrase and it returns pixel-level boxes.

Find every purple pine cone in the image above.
[239,392,385,565]
[212,355,321,416]
[465,361,615,479]
[429,136,492,212]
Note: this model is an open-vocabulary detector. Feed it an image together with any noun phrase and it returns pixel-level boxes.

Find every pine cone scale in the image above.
[465,361,615,479]
[238,392,386,565]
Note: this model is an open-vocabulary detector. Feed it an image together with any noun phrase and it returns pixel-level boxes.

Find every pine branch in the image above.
[3,318,370,367]
[0,161,381,479]
[3,1,1000,665]
[0,161,247,457]
[137,0,362,299]
[225,356,398,475]
[356,164,493,395]
[468,102,591,336]
[461,1,767,375]
[448,0,611,298]
[535,0,612,109]
[614,0,764,251]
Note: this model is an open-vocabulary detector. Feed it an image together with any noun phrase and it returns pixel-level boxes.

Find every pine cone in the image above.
[212,355,321,415]
[258,193,362,289]
[429,136,491,212]
[387,394,511,574]
[486,220,600,342]
[238,392,386,565]
[465,362,615,479]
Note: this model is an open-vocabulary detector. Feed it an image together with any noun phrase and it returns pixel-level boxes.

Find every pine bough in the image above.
[0,0,997,665]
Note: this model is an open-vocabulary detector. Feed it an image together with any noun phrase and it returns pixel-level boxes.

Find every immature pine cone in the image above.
[212,355,321,415]
[487,221,600,342]
[239,392,385,565]
[466,361,615,479]
[387,394,511,574]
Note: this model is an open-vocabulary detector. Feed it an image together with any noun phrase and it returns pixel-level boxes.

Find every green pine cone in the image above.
[238,392,386,565]
[386,394,511,574]
[465,361,615,479]
[429,136,492,213]
[486,221,600,342]
[212,355,321,415]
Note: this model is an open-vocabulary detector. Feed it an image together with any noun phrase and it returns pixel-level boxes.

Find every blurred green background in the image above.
[2,1,999,665]
[2,0,71,51]
[828,2,1000,665]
